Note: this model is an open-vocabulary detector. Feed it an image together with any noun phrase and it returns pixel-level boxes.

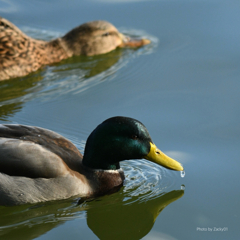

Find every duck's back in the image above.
[0,124,84,175]
[0,17,67,80]
[0,124,91,205]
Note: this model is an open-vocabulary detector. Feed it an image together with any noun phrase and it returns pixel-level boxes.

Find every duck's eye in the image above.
[102,32,110,37]
[131,135,138,140]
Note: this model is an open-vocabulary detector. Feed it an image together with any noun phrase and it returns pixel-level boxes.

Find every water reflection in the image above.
[0,50,122,121]
[0,73,43,121]
[87,189,184,239]
[0,189,184,240]
[52,49,122,79]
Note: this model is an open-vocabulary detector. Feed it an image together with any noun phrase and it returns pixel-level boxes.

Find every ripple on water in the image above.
[121,159,182,204]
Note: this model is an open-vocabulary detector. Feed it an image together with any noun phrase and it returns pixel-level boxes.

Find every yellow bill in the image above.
[144,142,183,171]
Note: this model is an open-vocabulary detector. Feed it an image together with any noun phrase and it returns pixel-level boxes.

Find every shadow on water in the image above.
[0,189,184,240]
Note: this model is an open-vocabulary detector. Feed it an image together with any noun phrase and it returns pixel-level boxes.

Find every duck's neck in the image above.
[93,168,125,195]
[80,166,125,196]
[41,38,72,65]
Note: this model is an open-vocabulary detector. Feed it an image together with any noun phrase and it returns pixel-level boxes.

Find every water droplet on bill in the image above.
[181,184,185,190]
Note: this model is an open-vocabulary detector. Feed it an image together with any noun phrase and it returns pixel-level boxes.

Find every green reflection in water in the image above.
[0,49,123,121]
[0,73,43,121]
[54,49,123,79]
[87,189,184,239]
[0,189,184,240]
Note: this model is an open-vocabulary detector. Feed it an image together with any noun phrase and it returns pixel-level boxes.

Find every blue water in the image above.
[0,0,240,239]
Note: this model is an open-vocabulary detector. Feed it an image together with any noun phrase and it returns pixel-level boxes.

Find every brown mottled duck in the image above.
[0,17,150,80]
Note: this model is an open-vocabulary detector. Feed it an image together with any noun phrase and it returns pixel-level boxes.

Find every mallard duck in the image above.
[0,17,150,81]
[0,116,183,205]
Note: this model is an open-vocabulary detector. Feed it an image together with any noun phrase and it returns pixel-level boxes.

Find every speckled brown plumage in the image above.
[0,17,150,81]
[0,17,69,80]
